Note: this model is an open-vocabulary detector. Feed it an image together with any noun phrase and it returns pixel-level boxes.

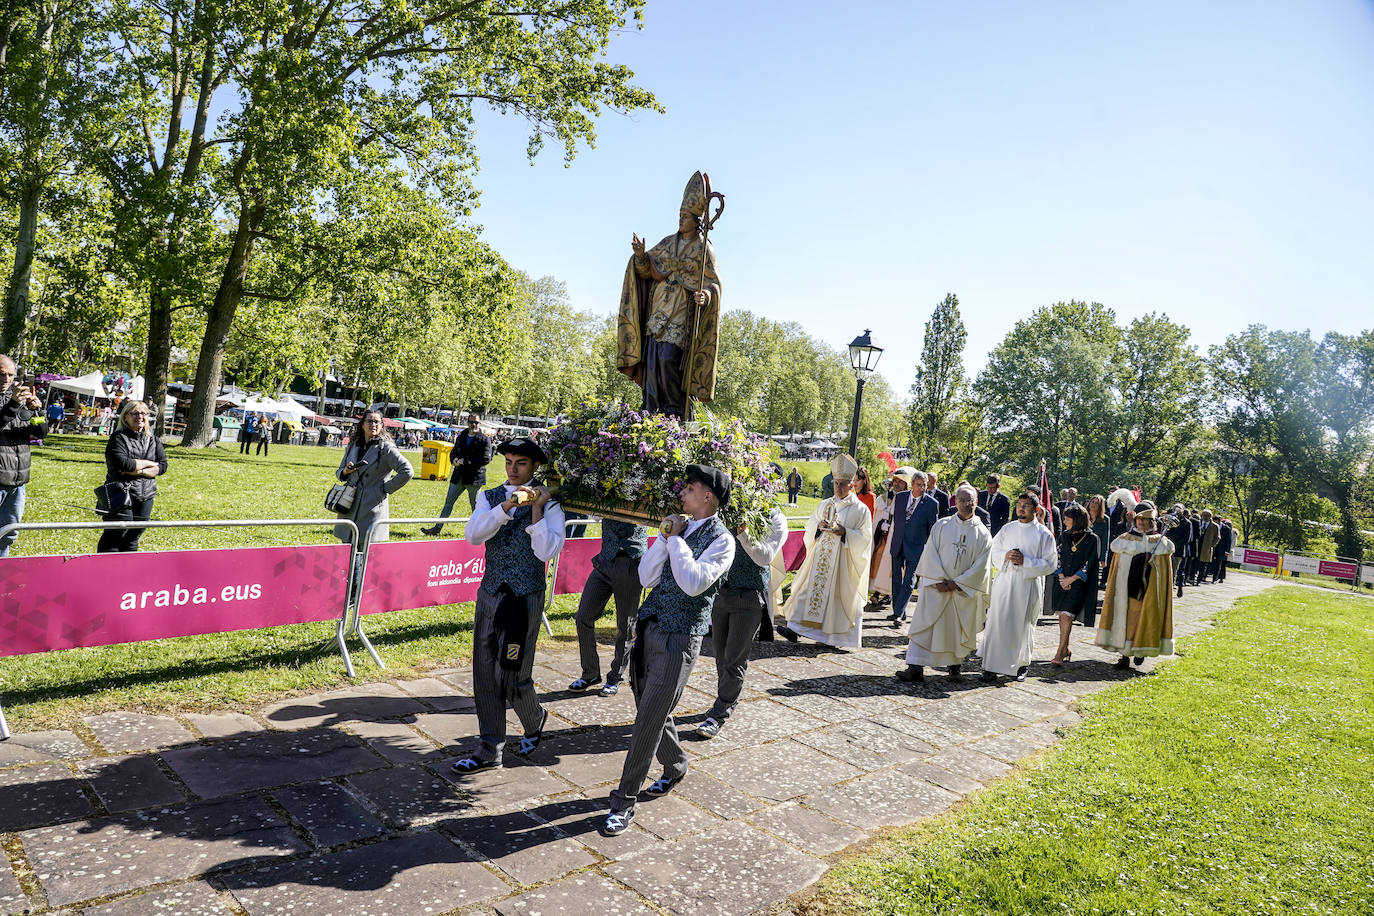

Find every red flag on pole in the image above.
[1037,459,1051,518]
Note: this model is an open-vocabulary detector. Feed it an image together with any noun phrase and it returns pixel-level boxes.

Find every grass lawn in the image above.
[803,585,1373,916]
[0,435,818,730]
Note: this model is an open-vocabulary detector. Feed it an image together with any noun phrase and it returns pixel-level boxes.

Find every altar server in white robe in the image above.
[777,454,873,649]
[981,492,1058,681]
[897,484,993,683]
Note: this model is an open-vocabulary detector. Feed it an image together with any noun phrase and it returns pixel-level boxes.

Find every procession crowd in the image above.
[4,351,1236,841]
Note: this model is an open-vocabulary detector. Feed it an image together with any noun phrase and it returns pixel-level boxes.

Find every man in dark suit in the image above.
[1215,519,1234,582]
[889,470,940,625]
[978,473,1010,535]
[926,471,951,517]
[1164,503,1192,597]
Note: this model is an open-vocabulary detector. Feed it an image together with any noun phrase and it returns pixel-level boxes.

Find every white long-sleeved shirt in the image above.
[465,482,566,562]
[637,514,735,596]
[736,508,789,569]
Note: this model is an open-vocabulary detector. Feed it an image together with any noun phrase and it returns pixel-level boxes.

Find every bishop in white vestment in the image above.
[778,454,873,649]
[981,493,1058,679]
[898,485,993,682]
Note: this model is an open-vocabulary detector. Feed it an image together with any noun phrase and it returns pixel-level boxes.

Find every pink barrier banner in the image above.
[360,529,811,617]
[0,544,351,658]
[1318,560,1359,579]
[1241,548,1280,567]
[359,538,486,615]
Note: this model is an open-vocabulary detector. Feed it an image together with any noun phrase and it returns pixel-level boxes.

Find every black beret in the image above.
[498,437,548,463]
[684,463,732,507]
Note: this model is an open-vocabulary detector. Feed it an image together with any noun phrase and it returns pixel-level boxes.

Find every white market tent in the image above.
[128,376,177,407]
[47,371,108,400]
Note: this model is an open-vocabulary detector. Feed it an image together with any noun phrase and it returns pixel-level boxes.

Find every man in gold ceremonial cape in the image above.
[616,171,721,419]
[1096,500,1175,670]
[777,454,873,649]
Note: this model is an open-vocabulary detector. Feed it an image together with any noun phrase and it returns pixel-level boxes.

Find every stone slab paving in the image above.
[181,712,264,740]
[493,872,658,916]
[77,754,185,813]
[0,575,1277,915]
[0,731,90,768]
[72,881,232,915]
[81,712,194,754]
[220,830,510,916]
[21,796,307,907]
[0,866,25,915]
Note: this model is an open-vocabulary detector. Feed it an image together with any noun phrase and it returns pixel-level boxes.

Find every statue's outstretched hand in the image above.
[631,234,646,256]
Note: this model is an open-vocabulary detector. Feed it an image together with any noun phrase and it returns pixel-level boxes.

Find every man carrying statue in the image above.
[616,171,722,419]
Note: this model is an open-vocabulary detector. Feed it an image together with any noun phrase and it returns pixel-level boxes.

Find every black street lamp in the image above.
[846,329,883,457]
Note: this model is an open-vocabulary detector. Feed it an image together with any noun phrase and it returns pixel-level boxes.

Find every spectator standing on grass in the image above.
[45,397,64,434]
[422,412,492,537]
[786,466,802,504]
[96,401,167,553]
[255,413,272,456]
[332,410,415,550]
[0,355,48,557]
[240,412,256,454]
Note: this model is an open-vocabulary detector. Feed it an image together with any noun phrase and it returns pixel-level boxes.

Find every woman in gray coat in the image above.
[334,410,415,548]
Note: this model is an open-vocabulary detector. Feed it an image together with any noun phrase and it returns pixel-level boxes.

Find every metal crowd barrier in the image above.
[0,518,361,740]
[0,509,821,740]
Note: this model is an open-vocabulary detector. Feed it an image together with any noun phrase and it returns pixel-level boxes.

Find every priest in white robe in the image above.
[897,484,993,683]
[778,454,873,649]
[981,492,1058,681]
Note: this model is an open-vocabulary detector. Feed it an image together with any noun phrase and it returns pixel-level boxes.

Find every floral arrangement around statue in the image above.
[541,400,783,539]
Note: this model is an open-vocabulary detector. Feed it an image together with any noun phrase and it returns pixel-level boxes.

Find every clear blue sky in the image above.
[467,0,1374,397]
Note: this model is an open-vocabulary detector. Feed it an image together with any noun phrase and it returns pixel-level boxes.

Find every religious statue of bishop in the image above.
[616,171,722,419]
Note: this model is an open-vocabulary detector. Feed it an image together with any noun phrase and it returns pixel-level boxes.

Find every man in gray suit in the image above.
[602,464,735,837]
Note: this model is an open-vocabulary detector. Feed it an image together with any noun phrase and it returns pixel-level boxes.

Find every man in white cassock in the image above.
[981,492,1058,682]
[896,484,993,683]
[777,454,873,649]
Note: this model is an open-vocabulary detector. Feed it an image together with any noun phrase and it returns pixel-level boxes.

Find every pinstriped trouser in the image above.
[608,617,702,814]
[471,586,545,764]
[707,587,765,723]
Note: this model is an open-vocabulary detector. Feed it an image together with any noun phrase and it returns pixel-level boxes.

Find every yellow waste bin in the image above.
[420,440,453,480]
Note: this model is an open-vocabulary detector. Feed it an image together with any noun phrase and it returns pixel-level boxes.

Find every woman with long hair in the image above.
[333,410,415,550]
[854,466,875,517]
[97,400,168,553]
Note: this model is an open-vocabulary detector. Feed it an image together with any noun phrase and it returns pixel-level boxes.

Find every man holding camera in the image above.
[602,464,734,836]
[422,412,492,536]
[0,355,46,558]
[450,437,565,774]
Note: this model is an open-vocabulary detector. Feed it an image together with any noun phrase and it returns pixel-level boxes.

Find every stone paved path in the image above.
[0,576,1278,916]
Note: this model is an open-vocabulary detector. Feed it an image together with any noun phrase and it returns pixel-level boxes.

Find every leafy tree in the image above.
[1111,312,1207,505]
[0,0,103,353]
[906,293,967,466]
[974,300,1119,492]
[90,0,659,444]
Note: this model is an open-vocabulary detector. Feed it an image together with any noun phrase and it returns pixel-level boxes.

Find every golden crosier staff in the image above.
[684,172,725,418]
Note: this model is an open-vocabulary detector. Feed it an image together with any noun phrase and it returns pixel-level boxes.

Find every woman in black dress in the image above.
[1050,503,1101,665]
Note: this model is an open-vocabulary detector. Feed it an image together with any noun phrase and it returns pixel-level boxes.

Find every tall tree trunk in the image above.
[1,179,41,354]
[181,203,263,447]
[143,287,174,436]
